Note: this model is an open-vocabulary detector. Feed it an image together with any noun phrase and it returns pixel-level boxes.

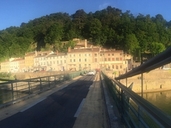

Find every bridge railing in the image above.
[101,72,171,128]
[0,71,84,108]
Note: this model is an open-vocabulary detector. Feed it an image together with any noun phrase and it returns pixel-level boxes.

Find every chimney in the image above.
[35,51,37,56]
[85,39,87,48]
[68,47,71,52]
[56,50,58,55]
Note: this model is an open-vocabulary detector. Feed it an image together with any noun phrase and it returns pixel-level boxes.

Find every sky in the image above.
[0,0,171,30]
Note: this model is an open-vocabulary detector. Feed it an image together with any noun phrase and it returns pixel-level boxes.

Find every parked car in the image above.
[87,71,95,75]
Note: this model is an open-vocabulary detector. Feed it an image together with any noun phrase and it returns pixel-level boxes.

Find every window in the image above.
[95,58,97,62]
[112,53,114,56]
[108,54,110,56]
[79,59,81,62]
[116,58,119,61]
[108,58,110,61]
[120,57,122,60]
[85,59,87,62]
[70,59,72,62]
[112,58,115,61]
[120,65,122,69]
[95,53,97,56]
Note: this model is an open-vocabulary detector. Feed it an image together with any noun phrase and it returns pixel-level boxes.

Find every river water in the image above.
[143,90,171,117]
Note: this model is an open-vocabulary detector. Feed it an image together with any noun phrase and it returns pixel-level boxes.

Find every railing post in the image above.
[138,106,143,128]
[28,79,31,94]
[125,69,127,87]
[141,73,143,97]
[39,77,42,91]
[48,76,50,88]
[11,82,14,102]
[54,76,57,85]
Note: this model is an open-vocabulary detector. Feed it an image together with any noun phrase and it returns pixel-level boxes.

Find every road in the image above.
[0,75,95,128]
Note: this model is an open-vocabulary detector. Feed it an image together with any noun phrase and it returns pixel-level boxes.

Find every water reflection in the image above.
[143,90,171,117]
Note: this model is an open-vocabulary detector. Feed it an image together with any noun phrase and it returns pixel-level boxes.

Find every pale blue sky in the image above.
[0,0,171,30]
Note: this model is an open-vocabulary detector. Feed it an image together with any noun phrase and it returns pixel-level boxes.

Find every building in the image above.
[0,39,131,73]
[24,52,36,71]
[67,48,94,71]
[0,61,10,72]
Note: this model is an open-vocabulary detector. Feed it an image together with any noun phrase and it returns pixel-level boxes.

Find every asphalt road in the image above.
[0,75,94,128]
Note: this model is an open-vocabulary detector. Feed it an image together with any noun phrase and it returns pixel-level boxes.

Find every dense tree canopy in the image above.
[1,6,171,62]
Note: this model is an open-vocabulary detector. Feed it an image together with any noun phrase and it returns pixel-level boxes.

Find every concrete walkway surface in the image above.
[0,74,125,128]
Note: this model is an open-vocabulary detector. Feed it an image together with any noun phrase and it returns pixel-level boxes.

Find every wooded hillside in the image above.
[0,6,171,61]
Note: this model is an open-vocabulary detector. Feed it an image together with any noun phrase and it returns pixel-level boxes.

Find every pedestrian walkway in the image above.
[73,73,110,128]
[0,74,125,128]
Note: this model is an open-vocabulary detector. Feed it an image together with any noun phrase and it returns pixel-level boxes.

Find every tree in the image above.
[148,42,165,56]
[88,18,102,45]
[44,23,63,44]
[125,34,139,54]
[72,9,87,37]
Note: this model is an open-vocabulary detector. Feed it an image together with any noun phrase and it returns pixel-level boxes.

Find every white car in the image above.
[87,71,95,75]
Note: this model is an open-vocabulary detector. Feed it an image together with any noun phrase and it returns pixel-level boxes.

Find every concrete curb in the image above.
[100,74,125,128]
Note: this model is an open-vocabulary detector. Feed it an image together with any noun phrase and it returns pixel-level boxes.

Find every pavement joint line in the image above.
[20,97,47,112]
[74,98,86,117]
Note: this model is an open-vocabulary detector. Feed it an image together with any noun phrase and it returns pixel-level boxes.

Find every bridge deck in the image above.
[0,74,124,128]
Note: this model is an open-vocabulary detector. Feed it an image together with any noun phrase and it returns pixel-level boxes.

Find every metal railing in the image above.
[102,72,171,128]
[0,71,85,108]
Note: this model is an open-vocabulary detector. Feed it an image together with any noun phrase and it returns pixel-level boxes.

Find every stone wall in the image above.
[13,71,65,80]
[105,69,171,93]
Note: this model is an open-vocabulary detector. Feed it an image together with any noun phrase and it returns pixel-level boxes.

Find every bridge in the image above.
[0,47,171,128]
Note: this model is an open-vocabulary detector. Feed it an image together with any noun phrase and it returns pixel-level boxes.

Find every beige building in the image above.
[67,48,94,71]
[99,49,127,72]
[34,51,67,71]
[46,52,67,71]
[25,52,36,71]
[0,39,131,73]
[0,61,10,72]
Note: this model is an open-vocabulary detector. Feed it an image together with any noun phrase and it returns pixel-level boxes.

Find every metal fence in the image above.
[101,72,171,128]
[0,71,85,108]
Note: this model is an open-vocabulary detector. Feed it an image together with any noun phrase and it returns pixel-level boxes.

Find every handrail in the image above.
[0,71,83,108]
[116,46,171,80]
[113,79,171,127]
